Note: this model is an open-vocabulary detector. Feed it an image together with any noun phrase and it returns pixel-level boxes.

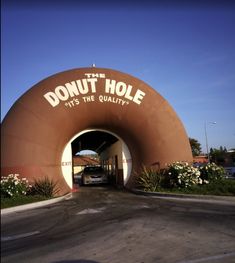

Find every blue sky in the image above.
[1,0,235,152]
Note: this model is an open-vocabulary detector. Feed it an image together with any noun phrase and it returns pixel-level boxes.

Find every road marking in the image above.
[1,231,40,242]
[177,251,235,263]
[76,207,106,215]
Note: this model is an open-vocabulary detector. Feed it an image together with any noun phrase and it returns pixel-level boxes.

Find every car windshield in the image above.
[84,166,103,173]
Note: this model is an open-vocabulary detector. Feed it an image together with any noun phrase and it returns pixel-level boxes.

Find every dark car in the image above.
[82,166,108,185]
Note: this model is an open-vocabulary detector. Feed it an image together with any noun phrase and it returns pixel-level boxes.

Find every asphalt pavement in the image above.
[1,186,235,263]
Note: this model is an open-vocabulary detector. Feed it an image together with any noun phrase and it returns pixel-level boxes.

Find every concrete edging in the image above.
[131,188,235,205]
[1,193,73,215]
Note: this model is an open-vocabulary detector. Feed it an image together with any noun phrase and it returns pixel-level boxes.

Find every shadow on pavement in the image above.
[53,260,100,263]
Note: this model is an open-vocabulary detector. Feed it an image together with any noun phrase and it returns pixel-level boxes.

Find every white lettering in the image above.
[87,78,97,93]
[105,79,116,94]
[85,73,106,78]
[55,86,69,101]
[43,76,146,107]
[81,79,89,94]
[82,95,95,103]
[98,95,129,106]
[124,85,134,101]
[99,95,104,102]
[133,89,146,105]
[76,80,85,94]
[44,92,60,107]
[116,82,126,96]
[65,81,79,97]
[84,73,93,78]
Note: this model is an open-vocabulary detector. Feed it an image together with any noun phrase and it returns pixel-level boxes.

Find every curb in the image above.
[131,189,235,205]
[1,192,73,215]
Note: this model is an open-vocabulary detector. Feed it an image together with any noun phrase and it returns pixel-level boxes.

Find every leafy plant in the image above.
[166,162,202,188]
[29,177,59,198]
[136,166,163,192]
[1,174,31,198]
[199,162,225,182]
[136,162,228,193]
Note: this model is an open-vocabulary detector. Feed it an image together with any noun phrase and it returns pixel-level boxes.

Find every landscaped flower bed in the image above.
[1,174,58,209]
[1,174,31,198]
[136,162,235,196]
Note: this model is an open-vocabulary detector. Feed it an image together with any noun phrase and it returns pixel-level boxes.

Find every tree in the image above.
[189,138,202,156]
[210,146,227,165]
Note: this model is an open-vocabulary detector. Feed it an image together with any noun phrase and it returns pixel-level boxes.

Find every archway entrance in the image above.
[61,129,132,189]
[1,67,193,195]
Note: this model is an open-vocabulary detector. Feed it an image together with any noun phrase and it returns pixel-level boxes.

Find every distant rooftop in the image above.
[73,155,99,166]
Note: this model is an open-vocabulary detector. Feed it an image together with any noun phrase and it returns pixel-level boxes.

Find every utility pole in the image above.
[204,121,216,163]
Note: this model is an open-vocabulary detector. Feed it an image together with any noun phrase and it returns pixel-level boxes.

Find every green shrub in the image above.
[136,166,163,192]
[165,162,202,188]
[199,162,225,182]
[29,177,59,198]
[1,174,31,198]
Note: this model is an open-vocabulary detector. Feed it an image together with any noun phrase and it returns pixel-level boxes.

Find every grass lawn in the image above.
[1,195,50,209]
[172,179,235,196]
[141,179,235,196]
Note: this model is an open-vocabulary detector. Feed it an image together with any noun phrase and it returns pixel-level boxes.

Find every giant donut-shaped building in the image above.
[1,67,192,194]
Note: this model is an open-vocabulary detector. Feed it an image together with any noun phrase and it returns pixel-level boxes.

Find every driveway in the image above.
[1,187,235,263]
